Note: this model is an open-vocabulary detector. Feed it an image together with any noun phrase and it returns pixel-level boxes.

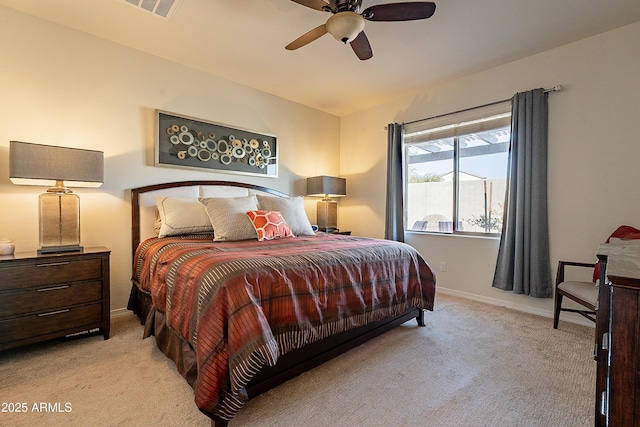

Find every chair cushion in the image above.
[558,281,598,306]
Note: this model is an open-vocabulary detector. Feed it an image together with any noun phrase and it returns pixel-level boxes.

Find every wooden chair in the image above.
[553,260,598,329]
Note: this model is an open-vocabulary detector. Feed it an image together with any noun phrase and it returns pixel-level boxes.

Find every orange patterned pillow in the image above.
[246,210,295,241]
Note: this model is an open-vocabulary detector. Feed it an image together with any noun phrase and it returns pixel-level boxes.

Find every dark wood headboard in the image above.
[130,180,288,258]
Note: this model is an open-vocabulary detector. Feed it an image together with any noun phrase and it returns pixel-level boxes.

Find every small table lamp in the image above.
[9,141,104,254]
[306,175,346,232]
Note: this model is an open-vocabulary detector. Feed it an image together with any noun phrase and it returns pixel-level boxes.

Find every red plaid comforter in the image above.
[133,233,435,422]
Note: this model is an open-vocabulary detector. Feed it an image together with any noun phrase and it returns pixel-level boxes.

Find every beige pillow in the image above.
[256,195,315,236]
[199,195,259,241]
[154,196,213,238]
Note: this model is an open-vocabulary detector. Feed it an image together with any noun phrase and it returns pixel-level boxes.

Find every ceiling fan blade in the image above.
[362,2,436,21]
[285,24,328,50]
[350,31,373,60]
[290,0,332,12]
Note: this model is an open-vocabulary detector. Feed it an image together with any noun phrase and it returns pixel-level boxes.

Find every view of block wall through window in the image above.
[403,102,511,235]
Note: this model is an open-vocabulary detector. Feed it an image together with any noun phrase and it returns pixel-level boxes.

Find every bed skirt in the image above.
[127,283,424,425]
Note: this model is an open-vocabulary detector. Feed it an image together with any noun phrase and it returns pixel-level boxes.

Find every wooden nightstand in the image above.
[0,247,110,351]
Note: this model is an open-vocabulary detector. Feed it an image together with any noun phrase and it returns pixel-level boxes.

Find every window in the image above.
[403,102,511,236]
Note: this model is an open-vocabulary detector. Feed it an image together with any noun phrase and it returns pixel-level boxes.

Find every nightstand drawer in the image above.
[0,258,102,290]
[0,280,103,318]
[0,247,110,351]
[0,302,103,344]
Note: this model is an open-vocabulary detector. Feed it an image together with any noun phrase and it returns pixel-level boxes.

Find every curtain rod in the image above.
[401,85,563,127]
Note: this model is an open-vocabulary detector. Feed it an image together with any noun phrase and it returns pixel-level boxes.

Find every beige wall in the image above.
[339,21,640,320]
[2,5,639,323]
[0,7,340,312]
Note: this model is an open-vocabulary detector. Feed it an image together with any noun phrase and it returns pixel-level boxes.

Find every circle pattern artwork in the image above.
[164,122,273,172]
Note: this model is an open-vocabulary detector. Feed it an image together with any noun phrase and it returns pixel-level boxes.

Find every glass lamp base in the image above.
[317,199,338,231]
[38,192,83,254]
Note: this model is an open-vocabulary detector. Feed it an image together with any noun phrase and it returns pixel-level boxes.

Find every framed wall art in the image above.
[155,110,278,178]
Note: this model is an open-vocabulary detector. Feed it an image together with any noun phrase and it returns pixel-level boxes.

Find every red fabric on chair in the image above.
[593,225,640,282]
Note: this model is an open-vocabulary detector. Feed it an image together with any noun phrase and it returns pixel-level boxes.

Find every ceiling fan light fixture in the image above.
[326,11,365,44]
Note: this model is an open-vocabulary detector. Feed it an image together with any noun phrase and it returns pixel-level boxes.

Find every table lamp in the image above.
[306,175,346,232]
[9,141,104,254]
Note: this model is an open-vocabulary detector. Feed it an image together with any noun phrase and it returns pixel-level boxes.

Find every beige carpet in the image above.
[0,294,595,427]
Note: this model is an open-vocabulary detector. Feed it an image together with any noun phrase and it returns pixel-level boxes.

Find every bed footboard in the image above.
[129,284,424,426]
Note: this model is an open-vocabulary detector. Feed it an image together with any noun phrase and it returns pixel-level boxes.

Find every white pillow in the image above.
[154,196,213,238]
[199,195,259,241]
[256,195,315,236]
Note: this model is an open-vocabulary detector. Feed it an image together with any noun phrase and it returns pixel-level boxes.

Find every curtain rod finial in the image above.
[545,85,563,93]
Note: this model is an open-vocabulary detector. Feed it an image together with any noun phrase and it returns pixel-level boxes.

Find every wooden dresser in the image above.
[0,247,110,351]
[595,242,640,426]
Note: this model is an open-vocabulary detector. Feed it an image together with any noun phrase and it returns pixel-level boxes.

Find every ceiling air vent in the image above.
[123,0,182,20]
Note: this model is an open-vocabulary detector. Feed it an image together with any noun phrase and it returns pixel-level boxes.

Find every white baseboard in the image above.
[436,287,595,328]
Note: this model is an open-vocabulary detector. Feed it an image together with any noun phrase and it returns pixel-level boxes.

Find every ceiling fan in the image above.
[285,0,436,60]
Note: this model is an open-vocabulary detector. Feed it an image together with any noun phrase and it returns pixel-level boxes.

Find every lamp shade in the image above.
[307,175,346,197]
[9,141,104,254]
[9,141,104,189]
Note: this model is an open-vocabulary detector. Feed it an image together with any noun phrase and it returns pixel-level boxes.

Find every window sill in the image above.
[405,230,501,240]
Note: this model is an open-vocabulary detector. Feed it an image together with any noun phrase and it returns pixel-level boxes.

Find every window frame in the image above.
[402,101,512,238]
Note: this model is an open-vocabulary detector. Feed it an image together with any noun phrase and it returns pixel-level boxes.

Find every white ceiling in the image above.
[2,0,640,116]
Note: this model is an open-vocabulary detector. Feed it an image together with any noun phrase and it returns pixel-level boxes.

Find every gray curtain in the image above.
[492,89,552,297]
[385,123,404,242]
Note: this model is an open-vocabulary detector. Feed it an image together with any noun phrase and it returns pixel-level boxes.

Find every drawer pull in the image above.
[37,285,71,292]
[37,309,70,317]
[36,261,71,268]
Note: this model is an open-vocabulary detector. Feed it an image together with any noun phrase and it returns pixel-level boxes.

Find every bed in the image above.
[127,180,436,426]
